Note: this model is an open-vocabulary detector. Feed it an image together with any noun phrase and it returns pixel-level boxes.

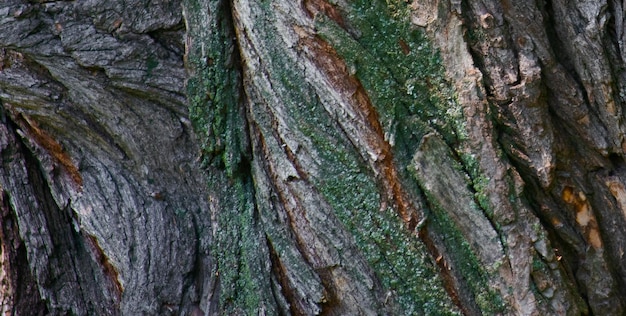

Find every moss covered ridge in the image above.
[184,0,275,314]
[185,0,505,313]
[313,0,505,313]
[184,0,249,177]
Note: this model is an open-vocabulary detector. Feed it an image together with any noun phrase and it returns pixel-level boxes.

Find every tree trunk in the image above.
[1,0,625,315]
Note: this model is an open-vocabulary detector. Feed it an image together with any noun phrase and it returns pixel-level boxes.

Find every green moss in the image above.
[208,172,273,314]
[313,1,472,202]
[184,1,275,314]
[466,27,487,45]
[145,54,158,77]
[315,2,462,148]
[230,2,460,311]
[185,0,248,178]
[460,153,495,219]
[301,113,461,315]
[315,1,506,313]
[532,255,546,273]
[268,47,460,316]
[426,193,506,314]
[185,0,503,313]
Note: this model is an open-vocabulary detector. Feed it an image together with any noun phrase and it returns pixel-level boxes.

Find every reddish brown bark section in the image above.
[296,27,422,231]
[11,111,82,187]
[293,16,471,313]
[303,0,346,29]
[84,234,123,302]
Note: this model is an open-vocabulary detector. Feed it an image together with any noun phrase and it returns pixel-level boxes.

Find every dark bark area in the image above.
[2,0,626,315]
[0,190,47,315]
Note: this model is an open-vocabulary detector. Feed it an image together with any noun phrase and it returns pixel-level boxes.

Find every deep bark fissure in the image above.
[266,236,306,316]
[412,136,503,313]
[254,119,344,314]
[180,211,203,309]
[542,0,598,125]
[256,131,311,265]
[13,240,49,316]
[217,0,252,176]
[442,129,505,237]
[196,0,267,306]
[606,1,623,61]
[0,191,48,315]
[146,23,186,58]
[18,124,89,314]
[64,107,130,160]
[603,6,626,124]
[460,0,496,98]
[418,224,473,315]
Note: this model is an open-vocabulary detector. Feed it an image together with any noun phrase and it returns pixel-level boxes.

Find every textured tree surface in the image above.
[1,0,626,315]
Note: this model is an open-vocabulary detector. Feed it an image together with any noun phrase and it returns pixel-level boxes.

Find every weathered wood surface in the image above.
[1,0,626,315]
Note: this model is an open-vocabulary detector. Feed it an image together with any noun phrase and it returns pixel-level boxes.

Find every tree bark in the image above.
[1,0,626,315]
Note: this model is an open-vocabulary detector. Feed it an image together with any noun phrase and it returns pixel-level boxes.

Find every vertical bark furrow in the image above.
[0,190,48,316]
[0,112,119,315]
[184,1,280,314]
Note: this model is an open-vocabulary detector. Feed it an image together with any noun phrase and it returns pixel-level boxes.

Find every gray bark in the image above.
[1,0,626,315]
[0,1,212,315]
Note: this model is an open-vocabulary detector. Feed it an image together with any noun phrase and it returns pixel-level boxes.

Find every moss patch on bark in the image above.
[315,1,505,313]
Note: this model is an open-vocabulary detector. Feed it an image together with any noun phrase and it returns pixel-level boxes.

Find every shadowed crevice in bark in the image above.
[418,224,475,316]
[542,0,594,117]
[184,0,280,313]
[0,191,48,316]
[266,236,307,316]
[15,114,121,315]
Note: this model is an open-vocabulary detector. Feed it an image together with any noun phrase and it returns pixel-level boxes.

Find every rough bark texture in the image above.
[2,0,626,315]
